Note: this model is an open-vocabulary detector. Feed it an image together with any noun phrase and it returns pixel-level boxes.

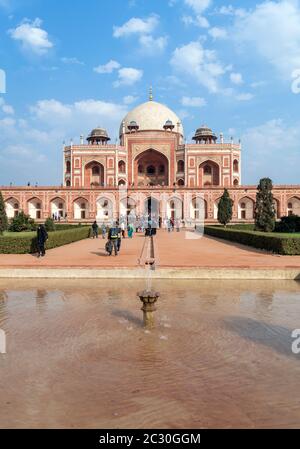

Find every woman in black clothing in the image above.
[37,224,48,257]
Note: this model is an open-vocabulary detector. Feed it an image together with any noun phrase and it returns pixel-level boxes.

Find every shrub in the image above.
[275,215,300,233]
[45,217,55,232]
[0,191,8,234]
[8,211,36,232]
[204,226,300,255]
[0,226,91,254]
[227,224,255,231]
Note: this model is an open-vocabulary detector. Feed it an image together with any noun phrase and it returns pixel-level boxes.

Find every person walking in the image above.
[120,221,126,238]
[92,221,99,239]
[108,223,120,256]
[37,224,48,258]
[127,222,134,238]
[167,219,171,233]
[101,223,107,239]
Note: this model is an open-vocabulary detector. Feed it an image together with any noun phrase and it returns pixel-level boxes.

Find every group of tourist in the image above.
[91,220,136,256]
[51,212,67,221]
[35,213,186,260]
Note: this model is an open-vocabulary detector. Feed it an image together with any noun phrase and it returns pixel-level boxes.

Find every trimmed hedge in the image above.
[204,226,300,255]
[0,227,91,254]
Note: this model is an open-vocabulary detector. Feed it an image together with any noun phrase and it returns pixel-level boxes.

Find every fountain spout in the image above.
[137,234,160,328]
[138,290,160,329]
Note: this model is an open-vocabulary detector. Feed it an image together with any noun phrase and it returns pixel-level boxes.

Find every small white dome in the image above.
[120,100,184,137]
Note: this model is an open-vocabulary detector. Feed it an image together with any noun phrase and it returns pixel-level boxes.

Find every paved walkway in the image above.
[0,230,299,269]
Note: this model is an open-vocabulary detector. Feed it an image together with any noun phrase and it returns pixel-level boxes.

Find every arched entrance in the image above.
[287,197,300,216]
[273,198,280,219]
[120,197,137,220]
[74,198,89,220]
[144,197,160,216]
[50,198,65,220]
[190,197,207,221]
[135,149,169,186]
[213,198,221,219]
[199,161,220,187]
[5,198,19,218]
[167,197,183,220]
[28,198,42,219]
[97,197,113,222]
[84,161,104,187]
[238,197,255,220]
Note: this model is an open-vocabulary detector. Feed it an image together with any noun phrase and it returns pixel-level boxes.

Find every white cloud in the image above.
[234,1,300,78]
[0,117,15,126]
[170,41,227,93]
[184,0,211,14]
[181,96,206,107]
[0,98,14,115]
[230,72,243,85]
[0,97,129,184]
[242,118,300,184]
[236,93,253,101]
[113,67,143,87]
[8,18,53,55]
[94,60,121,74]
[251,80,266,88]
[113,15,159,38]
[177,0,212,27]
[181,15,210,28]
[208,27,227,39]
[113,15,167,55]
[123,95,138,105]
[139,34,168,53]
[2,104,14,114]
[30,99,72,121]
[61,57,84,65]
[218,5,247,17]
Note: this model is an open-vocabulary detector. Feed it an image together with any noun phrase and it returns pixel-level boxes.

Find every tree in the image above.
[45,217,55,232]
[217,189,233,226]
[0,191,8,234]
[9,211,36,232]
[255,178,276,232]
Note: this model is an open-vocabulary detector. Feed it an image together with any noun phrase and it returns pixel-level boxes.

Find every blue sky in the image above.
[0,0,300,186]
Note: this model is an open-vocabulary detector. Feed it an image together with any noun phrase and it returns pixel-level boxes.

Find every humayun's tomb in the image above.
[2,93,300,223]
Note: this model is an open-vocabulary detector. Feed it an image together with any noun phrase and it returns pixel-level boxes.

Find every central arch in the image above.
[134,149,169,186]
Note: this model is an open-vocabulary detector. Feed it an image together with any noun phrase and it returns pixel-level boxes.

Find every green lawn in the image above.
[228,225,300,238]
[230,229,300,238]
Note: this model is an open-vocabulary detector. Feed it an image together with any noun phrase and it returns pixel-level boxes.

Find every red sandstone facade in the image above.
[2,99,300,223]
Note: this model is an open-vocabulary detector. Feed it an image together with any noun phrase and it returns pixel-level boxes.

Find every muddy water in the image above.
[0,279,300,429]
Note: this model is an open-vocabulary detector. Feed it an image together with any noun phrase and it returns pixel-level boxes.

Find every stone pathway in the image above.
[0,230,299,270]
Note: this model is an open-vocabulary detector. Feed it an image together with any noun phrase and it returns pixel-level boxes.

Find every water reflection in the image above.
[0,279,299,429]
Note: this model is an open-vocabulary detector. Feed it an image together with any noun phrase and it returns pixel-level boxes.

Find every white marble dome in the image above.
[120,100,184,137]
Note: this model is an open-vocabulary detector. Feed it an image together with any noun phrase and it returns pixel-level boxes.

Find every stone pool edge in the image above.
[0,267,299,280]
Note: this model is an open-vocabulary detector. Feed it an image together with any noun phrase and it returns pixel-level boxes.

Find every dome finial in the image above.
[149,85,153,101]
